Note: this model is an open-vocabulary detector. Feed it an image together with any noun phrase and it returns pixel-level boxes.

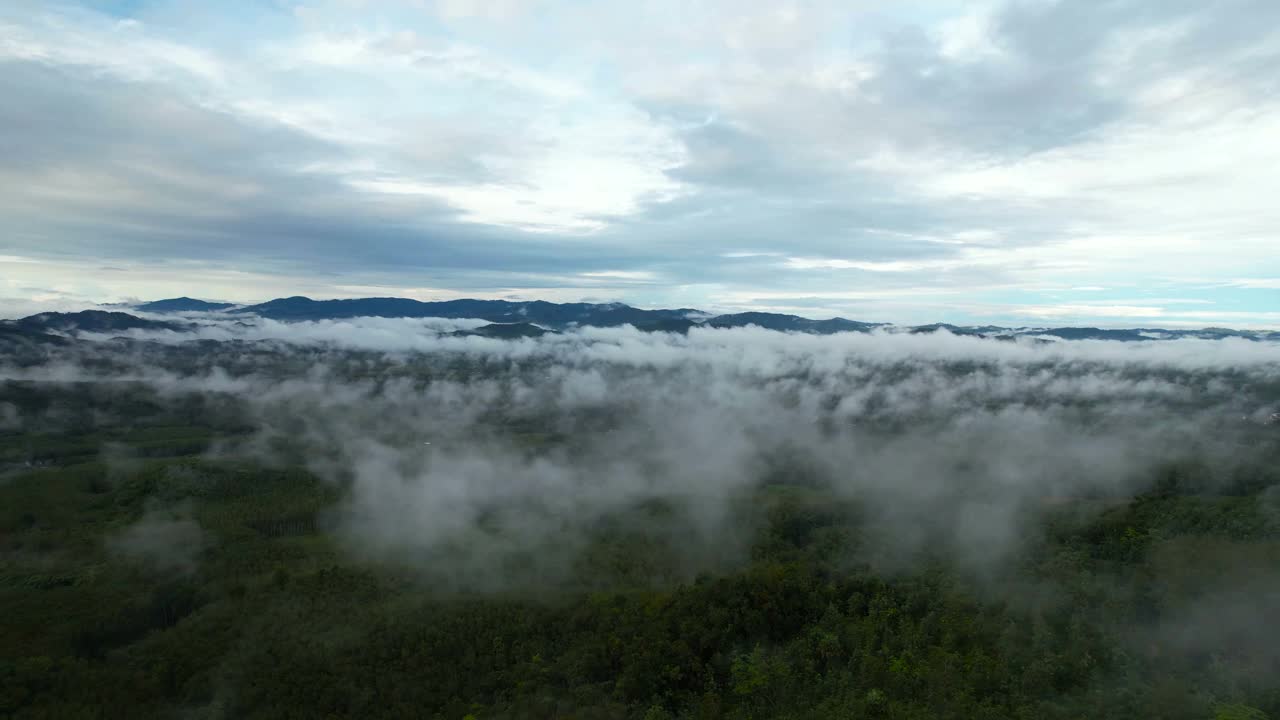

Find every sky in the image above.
[1,0,1278,327]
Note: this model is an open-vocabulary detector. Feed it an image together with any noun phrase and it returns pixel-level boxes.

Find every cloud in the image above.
[1228,279,1280,290]
[6,315,1277,592]
[0,1,1278,325]
[578,270,658,281]
[783,257,941,273]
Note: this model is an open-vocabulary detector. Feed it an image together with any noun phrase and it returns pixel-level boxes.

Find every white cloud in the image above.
[935,5,1004,62]
[579,271,658,281]
[1227,279,1280,290]
[1015,304,1170,319]
[783,257,961,273]
[16,311,1279,586]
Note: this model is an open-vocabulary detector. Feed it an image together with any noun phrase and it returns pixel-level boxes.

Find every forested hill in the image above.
[2,318,1279,718]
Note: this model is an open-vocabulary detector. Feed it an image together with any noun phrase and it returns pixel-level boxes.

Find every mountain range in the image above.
[1,297,1277,343]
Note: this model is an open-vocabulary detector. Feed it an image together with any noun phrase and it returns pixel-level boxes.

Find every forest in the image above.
[2,320,1279,719]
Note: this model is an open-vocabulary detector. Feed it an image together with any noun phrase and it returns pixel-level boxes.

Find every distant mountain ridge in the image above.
[135,297,234,313]
[215,296,891,335]
[706,312,882,334]
[228,296,701,330]
[11,310,184,334]
[1,298,1275,343]
[214,296,1276,340]
[0,310,187,351]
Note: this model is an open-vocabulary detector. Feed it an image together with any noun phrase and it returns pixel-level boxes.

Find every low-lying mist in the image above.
[5,316,1278,590]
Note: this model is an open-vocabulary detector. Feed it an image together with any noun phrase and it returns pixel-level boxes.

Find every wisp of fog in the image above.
[5,315,1278,589]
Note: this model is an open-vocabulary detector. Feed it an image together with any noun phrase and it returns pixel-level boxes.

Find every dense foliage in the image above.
[2,357,1279,719]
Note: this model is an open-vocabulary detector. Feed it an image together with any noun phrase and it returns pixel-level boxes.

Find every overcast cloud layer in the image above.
[2,0,1278,327]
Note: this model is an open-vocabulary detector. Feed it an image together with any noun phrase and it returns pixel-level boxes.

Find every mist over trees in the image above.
[2,314,1279,718]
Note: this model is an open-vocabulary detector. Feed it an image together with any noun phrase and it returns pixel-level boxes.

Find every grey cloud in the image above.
[0,61,669,282]
[623,0,1280,271]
